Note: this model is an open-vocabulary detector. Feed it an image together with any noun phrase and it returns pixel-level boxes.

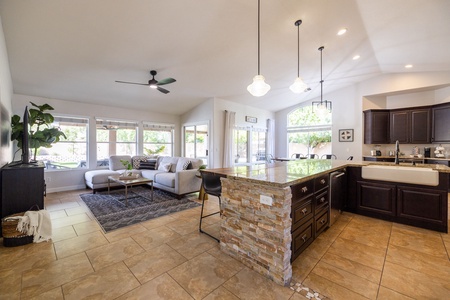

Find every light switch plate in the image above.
[260,195,273,206]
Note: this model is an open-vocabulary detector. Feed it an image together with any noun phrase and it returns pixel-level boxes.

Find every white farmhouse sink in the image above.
[361,165,439,186]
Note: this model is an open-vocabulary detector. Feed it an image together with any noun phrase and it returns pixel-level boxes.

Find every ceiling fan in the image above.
[115,70,176,94]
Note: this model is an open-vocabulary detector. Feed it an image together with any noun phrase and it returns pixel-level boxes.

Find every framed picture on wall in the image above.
[339,129,354,142]
[245,116,257,123]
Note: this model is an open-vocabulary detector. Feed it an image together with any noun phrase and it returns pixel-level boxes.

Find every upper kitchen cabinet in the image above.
[432,103,450,143]
[364,110,390,144]
[390,108,431,144]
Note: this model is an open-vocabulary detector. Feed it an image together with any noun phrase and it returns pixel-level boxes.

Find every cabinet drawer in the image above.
[315,209,329,236]
[315,190,329,212]
[291,180,313,204]
[291,219,314,262]
[314,174,329,193]
[291,197,313,232]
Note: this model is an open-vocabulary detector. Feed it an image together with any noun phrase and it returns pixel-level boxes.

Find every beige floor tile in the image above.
[131,225,181,250]
[320,252,381,284]
[327,237,386,271]
[45,201,81,212]
[207,245,245,273]
[62,262,140,300]
[0,242,56,272]
[49,210,68,219]
[339,225,390,250]
[377,286,414,300]
[0,268,21,300]
[86,237,144,270]
[104,223,147,243]
[116,273,194,300]
[29,287,64,300]
[390,224,448,259]
[386,244,450,282]
[54,231,109,259]
[169,252,239,300]
[202,286,239,300]
[303,272,368,300]
[300,234,334,259]
[311,260,379,299]
[167,231,217,259]
[65,205,90,216]
[381,261,450,299]
[125,243,187,284]
[165,217,200,235]
[21,253,93,298]
[221,268,294,300]
[73,220,103,235]
[291,254,319,283]
[51,213,92,229]
[51,225,77,242]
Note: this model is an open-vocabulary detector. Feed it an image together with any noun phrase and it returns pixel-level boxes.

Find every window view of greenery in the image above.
[144,128,173,157]
[97,127,136,161]
[251,131,266,162]
[35,118,88,169]
[234,129,248,163]
[184,125,208,164]
[287,106,332,158]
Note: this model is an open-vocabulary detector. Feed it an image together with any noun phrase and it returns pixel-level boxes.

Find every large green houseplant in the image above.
[11,102,66,162]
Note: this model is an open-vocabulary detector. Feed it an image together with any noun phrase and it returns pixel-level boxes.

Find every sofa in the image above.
[84,155,203,198]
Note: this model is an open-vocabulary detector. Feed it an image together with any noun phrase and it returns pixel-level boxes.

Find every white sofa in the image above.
[84,155,203,198]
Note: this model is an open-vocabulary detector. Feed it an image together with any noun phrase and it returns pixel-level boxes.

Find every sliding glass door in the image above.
[184,124,209,166]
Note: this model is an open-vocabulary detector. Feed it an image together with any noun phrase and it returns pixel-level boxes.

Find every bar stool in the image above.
[291,153,303,159]
[321,154,337,159]
[306,154,319,159]
[199,170,222,242]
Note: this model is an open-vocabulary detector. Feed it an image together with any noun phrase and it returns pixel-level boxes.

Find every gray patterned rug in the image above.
[79,186,200,232]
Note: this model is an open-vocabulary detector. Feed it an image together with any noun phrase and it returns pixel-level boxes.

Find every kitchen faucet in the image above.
[395,140,400,165]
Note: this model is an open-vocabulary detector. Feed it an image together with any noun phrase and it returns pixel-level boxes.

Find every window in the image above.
[143,123,174,156]
[36,116,88,169]
[234,127,267,164]
[184,124,208,166]
[251,129,266,162]
[234,129,248,163]
[287,106,332,158]
[96,119,137,160]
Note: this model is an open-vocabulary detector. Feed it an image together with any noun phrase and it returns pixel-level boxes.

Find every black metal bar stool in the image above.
[199,170,222,242]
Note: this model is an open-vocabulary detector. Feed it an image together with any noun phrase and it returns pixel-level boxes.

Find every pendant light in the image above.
[247,0,270,97]
[289,20,308,93]
[312,46,332,114]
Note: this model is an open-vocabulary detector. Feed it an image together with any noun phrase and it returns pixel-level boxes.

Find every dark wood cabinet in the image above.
[1,163,45,224]
[364,110,390,144]
[432,103,450,143]
[357,181,396,216]
[363,157,395,162]
[390,108,430,144]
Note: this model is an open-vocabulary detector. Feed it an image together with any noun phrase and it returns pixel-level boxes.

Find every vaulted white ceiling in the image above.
[1,0,449,115]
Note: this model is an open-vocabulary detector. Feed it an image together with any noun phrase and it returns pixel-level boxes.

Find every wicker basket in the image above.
[2,212,34,247]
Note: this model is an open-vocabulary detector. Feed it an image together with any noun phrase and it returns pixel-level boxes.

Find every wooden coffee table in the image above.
[107,175,153,206]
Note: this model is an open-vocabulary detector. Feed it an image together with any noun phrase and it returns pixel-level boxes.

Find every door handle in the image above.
[301,234,307,242]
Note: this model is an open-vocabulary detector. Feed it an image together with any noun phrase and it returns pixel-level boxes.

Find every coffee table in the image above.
[107,175,153,206]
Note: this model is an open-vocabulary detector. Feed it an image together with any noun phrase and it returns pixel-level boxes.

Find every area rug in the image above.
[79,186,200,232]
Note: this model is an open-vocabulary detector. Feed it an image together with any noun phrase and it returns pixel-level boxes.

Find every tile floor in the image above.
[1,189,450,299]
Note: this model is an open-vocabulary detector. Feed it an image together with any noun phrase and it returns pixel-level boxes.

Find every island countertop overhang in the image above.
[203,160,450,188]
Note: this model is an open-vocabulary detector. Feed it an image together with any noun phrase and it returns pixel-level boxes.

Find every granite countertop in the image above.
[363,155,450,161]
[204,159,450,188]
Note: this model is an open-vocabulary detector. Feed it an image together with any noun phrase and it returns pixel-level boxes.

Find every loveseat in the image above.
[84,155,203,198]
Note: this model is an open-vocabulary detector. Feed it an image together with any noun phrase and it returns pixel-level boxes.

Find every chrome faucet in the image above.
[395,140,400,165]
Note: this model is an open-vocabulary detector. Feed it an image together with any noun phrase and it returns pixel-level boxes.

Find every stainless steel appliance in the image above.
[329,170,347,225]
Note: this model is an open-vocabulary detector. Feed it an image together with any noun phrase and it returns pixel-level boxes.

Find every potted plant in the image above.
[120,159,133,177]
[11,102,66,162]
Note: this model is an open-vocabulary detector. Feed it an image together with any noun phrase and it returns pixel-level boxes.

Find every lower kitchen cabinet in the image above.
[291,219,314,260]
[357,181,396,216]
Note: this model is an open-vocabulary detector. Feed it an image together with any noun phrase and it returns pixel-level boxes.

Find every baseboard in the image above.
[46,184,87,194]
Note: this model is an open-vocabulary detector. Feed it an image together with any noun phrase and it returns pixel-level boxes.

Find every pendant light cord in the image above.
[296,22,299,77]
[319,46,324,103]
[257,0,261,75]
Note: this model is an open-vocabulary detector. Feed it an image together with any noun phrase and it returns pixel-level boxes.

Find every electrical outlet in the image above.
[260,195,273,206]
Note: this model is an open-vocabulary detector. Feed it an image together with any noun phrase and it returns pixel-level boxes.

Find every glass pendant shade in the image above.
[289,77,308,93]
[247,75,270,97]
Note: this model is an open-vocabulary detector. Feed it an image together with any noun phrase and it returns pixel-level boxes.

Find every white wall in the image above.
[0,15,13,166]
[12,93,180,192]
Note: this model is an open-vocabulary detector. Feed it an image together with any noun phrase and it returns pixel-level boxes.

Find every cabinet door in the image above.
[390,110,409,143]
[364,110,390,144]
[432,104,450,143]
[397,185,447,232]
[410,108,431,143]
[357,181,396,216]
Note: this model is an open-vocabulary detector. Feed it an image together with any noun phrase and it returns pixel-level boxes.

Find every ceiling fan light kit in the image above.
[312,46,332,114]
[247,0,270,97]
[289,19,308,94]
[115,70,176,94]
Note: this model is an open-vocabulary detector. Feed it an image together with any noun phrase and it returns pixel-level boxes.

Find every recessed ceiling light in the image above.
[353,55,360,60]
[337,28,347,36]
[405,64,413,68]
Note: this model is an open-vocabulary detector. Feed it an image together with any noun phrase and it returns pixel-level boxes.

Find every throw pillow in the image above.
[182,160,192,170]
[139,159,157,170]
[132,157,147,169]
[158,162,171,172]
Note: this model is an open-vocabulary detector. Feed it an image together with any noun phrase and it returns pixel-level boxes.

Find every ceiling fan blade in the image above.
[115,80,149,86]
[156,78,176,86]
[157,87,170,94]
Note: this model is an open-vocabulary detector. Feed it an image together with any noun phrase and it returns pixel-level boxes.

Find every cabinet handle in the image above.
[320,219,326,225]
[301,234,307,242]
[320,197,325,203]
[320,179,325,184]
[301,208,308,215]
[301,186,308,193]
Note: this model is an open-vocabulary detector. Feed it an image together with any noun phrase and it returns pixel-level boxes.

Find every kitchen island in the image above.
[204,159,450,286]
